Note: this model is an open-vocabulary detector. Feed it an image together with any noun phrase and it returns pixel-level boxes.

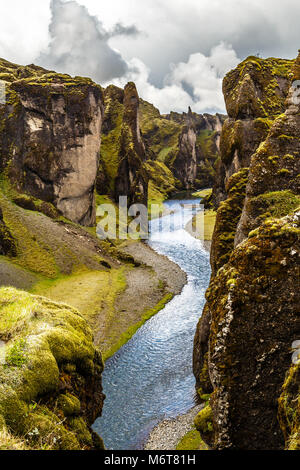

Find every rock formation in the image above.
[193,53,300,450]
[0,58,104,226]
[0,287,105,450]
[96,83,148,207]
[139,100,226,190]
[212,56,292,207]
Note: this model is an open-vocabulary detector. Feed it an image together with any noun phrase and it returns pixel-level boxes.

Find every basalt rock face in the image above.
[193,54,300,450]
[96,83,148,206]
[139,100,226,190]
[0,58,104,226]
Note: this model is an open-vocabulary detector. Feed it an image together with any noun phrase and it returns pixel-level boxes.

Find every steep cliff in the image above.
[193,53,300,450]
[139,100,225,190]
[212,56,293,207]
[96,83,148,206]
[0,58,104,226]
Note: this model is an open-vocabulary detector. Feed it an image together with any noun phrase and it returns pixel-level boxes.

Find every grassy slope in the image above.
[0,181,179,360]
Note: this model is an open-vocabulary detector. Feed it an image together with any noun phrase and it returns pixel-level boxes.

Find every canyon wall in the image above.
[96,83,148,207]
[0,59,104,226]
[194,53,300,450]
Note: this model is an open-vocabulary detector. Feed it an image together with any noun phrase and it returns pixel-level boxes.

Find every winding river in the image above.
[93,198,211,450]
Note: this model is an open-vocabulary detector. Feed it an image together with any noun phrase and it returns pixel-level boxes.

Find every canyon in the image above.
[0,51,299,451]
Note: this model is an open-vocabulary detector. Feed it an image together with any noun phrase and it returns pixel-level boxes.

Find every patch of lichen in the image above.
[278,363,300,450]
[211,168,249,273]
[0,287,104,450]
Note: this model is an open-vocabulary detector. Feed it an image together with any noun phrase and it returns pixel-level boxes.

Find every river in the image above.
[93,198,211,450]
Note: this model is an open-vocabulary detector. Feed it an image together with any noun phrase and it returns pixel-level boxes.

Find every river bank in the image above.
[144,405,205,450]
[30,238,186,362]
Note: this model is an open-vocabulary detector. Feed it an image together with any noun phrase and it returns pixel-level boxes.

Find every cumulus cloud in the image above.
[34,0,240,113]
[109,43,240,113]
[37,0,140,83]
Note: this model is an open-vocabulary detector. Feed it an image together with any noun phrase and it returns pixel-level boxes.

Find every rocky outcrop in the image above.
[0,58,104,226]
[0,287,105,450]
[193,53,300,450]
[212,56,293,207]
[96,83,148,206]
[172,109,197,189]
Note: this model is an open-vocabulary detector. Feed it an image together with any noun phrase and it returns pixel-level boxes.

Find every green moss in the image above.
[212,168,249,272]
[146,160,177,212]
[32,266,127,357]
[251,190,300,221]
[176,428,209,450]
[187,210,216,241]
[0,287,103,450]
[194,405,213,443]
[224,56,293,120]
[278,363,300,450]
[68,416,93,448]
[57,393,81,417]
[192,189,212,199]
[5,339,27,367]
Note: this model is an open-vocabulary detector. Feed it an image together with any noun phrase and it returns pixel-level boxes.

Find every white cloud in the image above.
[0,0,298,113]
[37,0,133,82]
[109,43,240,113]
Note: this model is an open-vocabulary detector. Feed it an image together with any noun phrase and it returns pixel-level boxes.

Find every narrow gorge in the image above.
[0,46,299,453]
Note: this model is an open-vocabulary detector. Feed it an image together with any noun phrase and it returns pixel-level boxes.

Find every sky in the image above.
[0,0,299,113]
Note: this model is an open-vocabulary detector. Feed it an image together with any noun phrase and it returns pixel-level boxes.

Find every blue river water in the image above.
[93,198,211,450]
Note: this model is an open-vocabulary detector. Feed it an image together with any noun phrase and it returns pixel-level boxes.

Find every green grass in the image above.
[31,267,127,331]
[192,189,212,199]
[188,210,216,241]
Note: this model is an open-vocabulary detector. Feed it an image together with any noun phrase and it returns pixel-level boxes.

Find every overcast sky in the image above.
[0,0,299,113]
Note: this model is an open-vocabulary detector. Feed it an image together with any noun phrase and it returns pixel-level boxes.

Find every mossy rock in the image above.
[194,405,213,444]
[278,363,300,450]
[0,287,104,450]
[57,393,81,417]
